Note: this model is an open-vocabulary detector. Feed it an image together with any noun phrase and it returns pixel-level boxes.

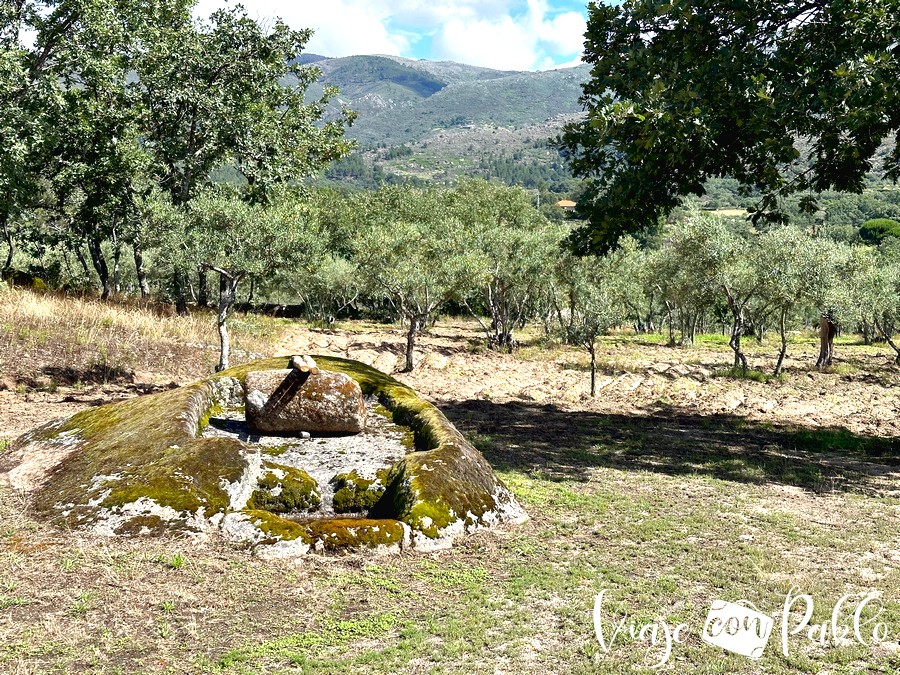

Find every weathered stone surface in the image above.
[0,379,248,535]
[1,355,527,556]
[370,401,528,550]
[244,369,366,434]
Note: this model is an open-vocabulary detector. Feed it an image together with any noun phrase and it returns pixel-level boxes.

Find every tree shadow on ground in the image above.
[40,364,134,385]
[440,400,900,496]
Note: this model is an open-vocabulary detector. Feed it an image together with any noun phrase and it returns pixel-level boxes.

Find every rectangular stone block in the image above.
[244,369,366,434]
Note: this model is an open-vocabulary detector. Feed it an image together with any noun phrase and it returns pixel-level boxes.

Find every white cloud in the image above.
[192,0,586,70]
[431,0,586,70]
[433,15,538,70]
[389,0,517,25]
[539,10,586,54]
[193,0,408,57]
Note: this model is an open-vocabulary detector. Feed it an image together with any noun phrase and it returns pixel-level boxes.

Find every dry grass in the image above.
[0,293,899,672]
[0,287,288,386]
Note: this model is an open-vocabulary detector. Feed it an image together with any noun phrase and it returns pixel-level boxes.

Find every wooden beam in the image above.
[290,354,320,375]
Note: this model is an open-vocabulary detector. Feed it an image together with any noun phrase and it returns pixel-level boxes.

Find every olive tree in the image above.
[164,188,317,371]
[846,244,900,365]
[350,187,475,372]
[662,215,761,371]
[556,243,639,395]
[755,227,817,375]
[647,214,725,346]
[449,180,566,351]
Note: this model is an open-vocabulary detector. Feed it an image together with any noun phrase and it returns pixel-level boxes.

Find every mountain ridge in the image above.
[294,53,588,192]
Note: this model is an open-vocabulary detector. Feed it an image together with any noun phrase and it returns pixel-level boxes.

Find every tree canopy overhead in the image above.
[559,0,900,252]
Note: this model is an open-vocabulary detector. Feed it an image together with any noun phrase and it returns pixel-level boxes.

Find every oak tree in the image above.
[559,0,900,252]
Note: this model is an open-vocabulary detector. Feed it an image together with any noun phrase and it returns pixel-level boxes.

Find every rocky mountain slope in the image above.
[294,54,589,189]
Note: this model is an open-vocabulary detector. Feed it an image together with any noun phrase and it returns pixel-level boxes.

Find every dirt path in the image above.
[273,321,900,440]
[3,320,897,493]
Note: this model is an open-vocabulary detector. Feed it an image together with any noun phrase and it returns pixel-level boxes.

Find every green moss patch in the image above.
[11,380,246,529]
[113,514,167,537]
[243,511,405,552]
[243,509,312,544]
[248,463,320,513]
[197,403,223,433]
[260,443,292,457]
[100,436,246,515]
[330,469,389,514]
[302,518,407,551]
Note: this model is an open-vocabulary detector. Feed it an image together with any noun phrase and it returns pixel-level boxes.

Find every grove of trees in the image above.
[3,1,900,387]
[1,0,355,368]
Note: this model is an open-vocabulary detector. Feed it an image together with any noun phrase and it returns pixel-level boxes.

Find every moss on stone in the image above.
[372,402,393,419]
[197,403,223,433]
[243,509,312,544]
[247,463,320,513]
[101,436,246,516]
[260,443,292,457]
[220,355,524,542]
[246,512,404,552]
[20,380,246,528]
[369,439,506,540]
[301,518,406,551]
[330,469,388,514]
[8,353,523,547]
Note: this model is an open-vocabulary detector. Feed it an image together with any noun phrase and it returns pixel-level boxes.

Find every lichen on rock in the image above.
[244,368,366,434]
[1,354,527,555]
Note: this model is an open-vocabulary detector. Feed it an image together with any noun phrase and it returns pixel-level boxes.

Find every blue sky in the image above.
[192,1,589,71]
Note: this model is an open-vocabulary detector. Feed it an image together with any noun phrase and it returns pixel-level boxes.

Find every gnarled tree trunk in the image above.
[197,268,210,308]
[216,270,243,372]
[774,307,788,376]
[1,213,13,273]
[403,314,419,372]
[589,342,597,397]
[874,318,900,365]
[173,270,189,315]
[86,234,112,301]
[133,239,150,298]
[816,314,836,369]
[723,287,748,373]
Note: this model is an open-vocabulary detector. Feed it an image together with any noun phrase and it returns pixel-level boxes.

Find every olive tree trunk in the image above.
[86,234,112,301]
[774,307,788,376]
[874,318,900,365]
[403,314,419,372]
[197,268,210,308]
[815,314,836,369]
[1,213,13,273]
[215,271,243,372]
[723,287,748,373]
[133,239,150,298]
[173,270,189,315]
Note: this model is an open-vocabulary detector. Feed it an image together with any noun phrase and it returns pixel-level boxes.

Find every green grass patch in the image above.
[711,367,782,382]
[219,612,407,667]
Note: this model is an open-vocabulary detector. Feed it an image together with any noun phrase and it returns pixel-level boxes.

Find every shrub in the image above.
[859,218,900,244]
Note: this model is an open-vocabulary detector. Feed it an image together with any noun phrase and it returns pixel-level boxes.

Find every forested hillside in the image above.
[289,54,589,195]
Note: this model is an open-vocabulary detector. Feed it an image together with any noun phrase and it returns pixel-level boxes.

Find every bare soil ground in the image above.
[1,293,899,673]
